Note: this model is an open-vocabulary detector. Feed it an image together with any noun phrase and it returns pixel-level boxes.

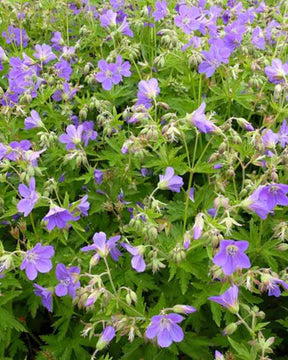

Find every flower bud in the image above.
[223,322,238,336]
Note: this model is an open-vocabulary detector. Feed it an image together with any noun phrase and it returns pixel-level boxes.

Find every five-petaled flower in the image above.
[158,167,184,193]
[209,285,239,314]
[55,263,80,299]
[33,284,53,312]
[17,177,39,217]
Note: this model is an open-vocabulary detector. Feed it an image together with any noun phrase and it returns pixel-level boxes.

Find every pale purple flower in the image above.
[94,169,104,184]
[100,10,117,28]
[264,59,288,84]
[259,184,288,209]
[110,0,124,10]
[55,60,72,80]
[213,163,222,169]
[153,0,168,21]
[59,124,83,150]
[95,59,121,90]
[136,78,160,109]
[213,240,251,276]
[33,284,53,312]
[55,263,80,299]
[146,313,185,348]
[209,285,239,313]
[193,213,204,239]
[251,27,265,50]
[43,206,74,230]
[24,110,43,130]
[20,243,54,280]
[51,31,64,51]
[187,187,194,201]
[262,129,279,148]
[17,177,39,217]
[158,167,184,193]
[172,304,197,314]
[174,5,201,34]
[81,231,122,261]
[34,44,57,64]
[115,55,131,78]
[52,82,77,101]
[189,102,217,133]
[215,350,225,360]
[82,121,98,146]
[279,119,288,148]
[6,140,31,161]
[119,17,134,37]
[266,277,288,297]
[98,325,116,345]
[76,195,90,217]
[2,25,28,47]
[121,243,146,272]
[246,186,273,220]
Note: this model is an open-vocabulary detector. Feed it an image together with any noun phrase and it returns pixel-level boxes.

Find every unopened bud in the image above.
[223,322,238,336]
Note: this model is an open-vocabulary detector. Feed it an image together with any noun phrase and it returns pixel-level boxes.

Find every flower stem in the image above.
[103,257,117,296]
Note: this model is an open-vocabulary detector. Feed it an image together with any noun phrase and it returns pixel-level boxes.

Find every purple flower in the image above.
[59,124,83,150]
[81,231,122,261]
[100,10,117,28]
[119,17,134,37]
[95,59,121,91]
[246,186,273,220]
[187,187,194,201]
[158,167,184,193]
[6,140,31,161]
[24,110,43,130]
[55,60,72,81]
[2,25,28,47]
[51,31,64,51]
[17,177,39,217]
[208,208,216,217]
[110,0,124,10]
[215,350,225,360]
[213,240,251,276]
[136,78,160,109]
[121,243,146,272]
[97,326,116,349]
[52,82,77,102]
[209,285,239,313]
[279,119,288,148]
[251,27,265,50]
[189,102,217,133]
[82,121,98,146]
[20,243,54,280]
[172,304,197,314]
[94,169,104,184]
[213,163,222,169]
[115,55,131,78]
[43,206,74,230]
[264,59,288,84]
[259,184,288,209]
[193,213,204,239]
[76,195,90,217]
[153,0,168,21]
[55,263,80,299]
[146,313,185,348]
[33,284,53,312]
[262,129,279,148]
[33,44,57,64]
[174,5,201,34]
[263,276,288,297]
[198,39,231,78]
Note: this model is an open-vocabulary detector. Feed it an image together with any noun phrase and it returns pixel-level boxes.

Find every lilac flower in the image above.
[198,39,231,78]
[174,5,201,34]
[0,143,8,160]
[6,140,31,161]
[259,184,288,209]
[252,27,265,50]
[172,305,197,314]
[146,313,185,348]
[264,59,288,84]
[193,213,204,239]
[187,187,194,201]
[263,276,288,297]
[2,25,28,47]
[115,55,131,78]
[82,121,98,146]
[97,326,116,349]
[121,243,146,272]
[215,350,225,360]
[189,102,217,133]
[55,60,72,80]
[55,263,80,299]
[76,195,90,217]
[24,110,43,130]
[279,119,288,148]
[20,243,54,280]
[245,186,273,220]
[119,17,134,37]
[33,284,53,312]
[52,82,77,102]
[81,231,122,261]
[209,285,239,313]
[158,167,184,193]
[223,21,246,51]
[95,59,120,90]
[213,240,251,276]
[136,78,160,109]
[262,129,279,148]
[43,206,74,230]
[17,177,39,217]
[51,31,64,51]
[100,10,117,28]
[61,46,76,61]
[213,163,222,169]
[59,124,83,150]
[153,0,168,21]
[94,169,104,184]
[33,44,57,64]
[110,0,124,10]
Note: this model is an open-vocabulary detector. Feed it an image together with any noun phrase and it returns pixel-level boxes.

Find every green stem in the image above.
[236,313,255,337]
[29,213,39,240]
[103,257,117,296]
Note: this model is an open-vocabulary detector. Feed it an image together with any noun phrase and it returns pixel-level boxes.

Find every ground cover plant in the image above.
[0,0,288,359]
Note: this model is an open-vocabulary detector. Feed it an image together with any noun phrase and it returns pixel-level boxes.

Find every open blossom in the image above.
[33,44,56,64]
[174,5,201,34]
[262,129,279,149]
[2,25,28,47]
[213,240,251,276]
[209,285,239,313]
[24,110,44,130]
[279,119,288,148]
[94,169,104,184]
[146,313,185,348]
[100,9,117,28]
[51,31,64,50]
[59,124,83,150]
[55,59,72,80]
[82,121,98,146]
[81,231,122,261]
[264,59,288,83]
[52,82,77,101]
[158,167,184,193]
[17,177,39,217]
[251,26,265,50]
[6,140,31,161]
[261,274,288,297]
[33,284,53,312]
[20,243,54,280]
[55,263,80,299]
[153,0,168,21]
[96,59,120,90]
[189,102,217,133]
[43,206,74,230]
[121,243,146,272]
[136,78,160,109]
